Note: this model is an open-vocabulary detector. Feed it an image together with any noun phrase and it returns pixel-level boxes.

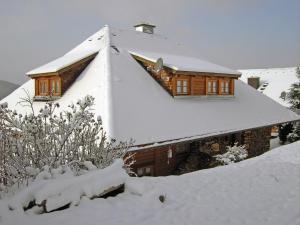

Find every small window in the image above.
[208,80,218,94]
[137,166,153,177]
[50,79,60,95]
[39,80,48,95]
[221,80,230,94]
[176,79,188,95]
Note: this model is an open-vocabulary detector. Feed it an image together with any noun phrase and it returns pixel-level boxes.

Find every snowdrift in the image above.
[1,142,300,225]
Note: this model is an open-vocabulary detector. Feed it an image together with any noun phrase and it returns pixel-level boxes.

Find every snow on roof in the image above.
[2,26,300,146]
[130,51,241,76]
[26,49,99,75]
[239,67,299,107]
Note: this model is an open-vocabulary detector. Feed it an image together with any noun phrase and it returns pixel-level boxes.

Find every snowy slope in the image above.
[1,26,299,146]
[1,141,300,225]
[239,67,299,107]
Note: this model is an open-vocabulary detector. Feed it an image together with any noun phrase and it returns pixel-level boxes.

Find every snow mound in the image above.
[0,159,128,216]
[1,142,300,225]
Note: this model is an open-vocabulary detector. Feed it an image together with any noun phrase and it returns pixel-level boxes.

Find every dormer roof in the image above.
[27,50,98,76]
[130,50,241,77]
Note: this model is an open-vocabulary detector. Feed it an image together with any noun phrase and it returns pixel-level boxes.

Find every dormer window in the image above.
[50,79,60,96]
[27,52,98,101]
[208,80,218,94]
[39,79,49,96]
[221,80,230,94]
[131,52,240,98]
[176,79,188,95]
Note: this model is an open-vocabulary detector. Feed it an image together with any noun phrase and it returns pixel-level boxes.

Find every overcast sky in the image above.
[0,0,299,85]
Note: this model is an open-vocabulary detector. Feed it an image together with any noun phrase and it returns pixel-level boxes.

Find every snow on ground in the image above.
[1,141,300,225]
[239,67,298,107]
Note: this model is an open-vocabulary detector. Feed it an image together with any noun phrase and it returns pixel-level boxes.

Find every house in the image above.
[239,67,300,135]
[239,67,299,107]
[2,24,300,176]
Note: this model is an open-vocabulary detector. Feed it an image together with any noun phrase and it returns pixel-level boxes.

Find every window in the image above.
[36,78,61,97]
[176,79,188,95]
[207,80,218,94]
[221,80,230,94]
[39,80,48,95]
[137,166,153,177]
[50,79,60,95]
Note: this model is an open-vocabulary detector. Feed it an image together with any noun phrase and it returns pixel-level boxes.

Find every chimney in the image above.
[247,77,260,89]
[134,23,156,34]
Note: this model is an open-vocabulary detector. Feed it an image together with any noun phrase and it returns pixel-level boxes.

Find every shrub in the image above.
[214,143,248,165]
[0,92,133,191]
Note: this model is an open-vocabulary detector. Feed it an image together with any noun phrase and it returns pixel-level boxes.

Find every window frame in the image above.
[220,80,230,95]
[137,165,154,177]
[207,79,218,95]
[176,79,189,95]
[39,79,49,96]
[50,79,61,96]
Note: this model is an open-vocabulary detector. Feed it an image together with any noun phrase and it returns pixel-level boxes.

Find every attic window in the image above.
[208,80,218,94]
[176,79,188,95]
[221,80,230,94]
[36,77,61,97]
[39,79,49,96]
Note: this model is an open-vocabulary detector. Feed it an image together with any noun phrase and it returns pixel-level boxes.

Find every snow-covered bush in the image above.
[0,92,133,192]
[287,122,300,143]
[214,143,248,165]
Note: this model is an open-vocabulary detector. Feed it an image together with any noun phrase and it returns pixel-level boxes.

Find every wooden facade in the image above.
[133,55,238,97]
[130,126,272,176]
[29,53,97,100]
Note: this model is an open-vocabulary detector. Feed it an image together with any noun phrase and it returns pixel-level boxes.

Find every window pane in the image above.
[145,167,151,175]
[137,168,143,176]
[52,80,55,92]
[56,81,59,93]
[212,81,217,93]
[183,86,187,93]
[45,81,48,92]
[177,86,182,93]
[183,80,187,87]
[208,81,211,92]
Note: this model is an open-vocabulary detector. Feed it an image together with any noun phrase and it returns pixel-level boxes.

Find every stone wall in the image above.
[243,127,271,157]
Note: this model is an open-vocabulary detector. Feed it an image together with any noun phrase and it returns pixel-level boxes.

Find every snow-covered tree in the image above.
[286,67,300,111]
[287,122,300,143]
[278,123,293,144]
[214,143,248,165]
[0,92,133,191]
[281,67,300,144]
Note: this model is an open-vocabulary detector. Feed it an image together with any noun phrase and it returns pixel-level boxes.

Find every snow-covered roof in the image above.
[130,51,241,76]
[2,26,300,146]
[239,68,299,107]
[26,49,99,75]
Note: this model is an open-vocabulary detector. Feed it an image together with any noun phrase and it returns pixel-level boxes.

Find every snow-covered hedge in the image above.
[0,92,133,193]
[214,143,248,165]
[7,159,128,214]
